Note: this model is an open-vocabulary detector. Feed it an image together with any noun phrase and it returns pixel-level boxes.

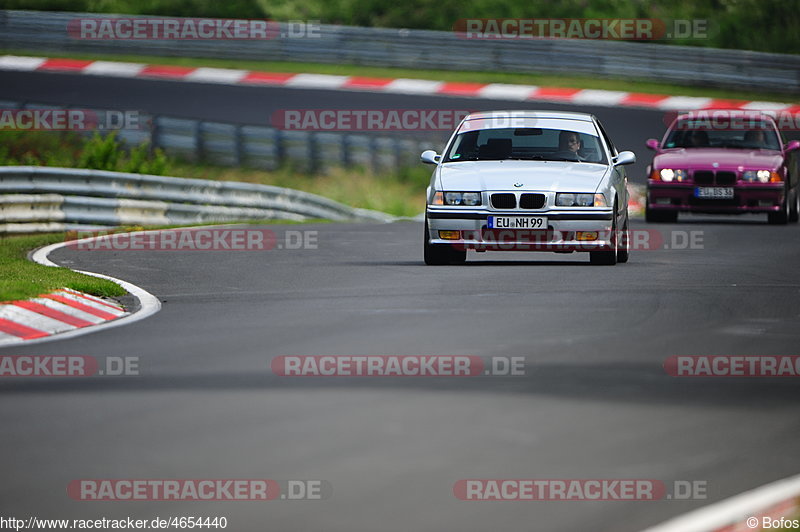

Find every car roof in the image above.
[463,110,595,122]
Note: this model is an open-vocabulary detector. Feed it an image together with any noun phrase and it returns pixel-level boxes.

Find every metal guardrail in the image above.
[0,100,438,173]
[0,166,395,233]
[1,10,799,93]
[153,117,434,172]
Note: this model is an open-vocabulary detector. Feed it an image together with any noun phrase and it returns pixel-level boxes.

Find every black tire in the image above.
[423,220,466,265]
[645,205,678,223]
[767,188,790,225]
[789,188,799,223]
[590,204,618,265]
[617,213,630,263]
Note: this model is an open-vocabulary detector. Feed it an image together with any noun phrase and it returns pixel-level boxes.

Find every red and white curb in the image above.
[0,288,127,344]
[641,473,800,532]
[1,55,797,112]
[0,237,161,347]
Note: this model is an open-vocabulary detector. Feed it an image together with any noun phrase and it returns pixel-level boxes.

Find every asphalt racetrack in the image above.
[1,70,799,532]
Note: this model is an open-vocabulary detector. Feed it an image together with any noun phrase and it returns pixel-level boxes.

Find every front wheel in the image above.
[767,189,790,225]
[590,208,618,266]
[789,188,799,223]
[424,220,466,265]
[617,213,630,263]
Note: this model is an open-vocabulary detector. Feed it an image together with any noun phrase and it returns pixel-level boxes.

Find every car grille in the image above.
[692,170,738,185]
[491,193,517,209]
[716,172,737,185]
[693,171,714,185]
[519,193,546,209]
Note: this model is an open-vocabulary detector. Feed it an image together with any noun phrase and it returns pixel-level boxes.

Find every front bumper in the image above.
[426,208,616,252]
[647,182,785,214]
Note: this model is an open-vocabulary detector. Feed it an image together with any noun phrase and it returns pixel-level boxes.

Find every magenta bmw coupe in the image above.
[645,110,800,224]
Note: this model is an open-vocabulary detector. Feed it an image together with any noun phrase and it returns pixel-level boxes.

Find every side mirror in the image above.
[784,140,800,153]
[420,150,441,164]
[645,139,660,151]
[613,151,636,166]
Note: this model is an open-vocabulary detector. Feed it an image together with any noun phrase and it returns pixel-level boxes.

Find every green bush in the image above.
[78,132,120,170]
[0,129,172,174]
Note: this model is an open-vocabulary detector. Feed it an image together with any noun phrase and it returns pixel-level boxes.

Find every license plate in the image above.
[487,216,548,229]
[695,187,734,199]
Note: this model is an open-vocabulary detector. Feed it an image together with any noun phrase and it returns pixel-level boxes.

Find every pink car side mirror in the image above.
[784,140,800,152]
[646,138,660,150]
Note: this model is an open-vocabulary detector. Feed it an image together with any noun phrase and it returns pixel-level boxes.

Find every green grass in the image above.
[168,163,429,218]
[2,49,796,103]
[0,233,126,302]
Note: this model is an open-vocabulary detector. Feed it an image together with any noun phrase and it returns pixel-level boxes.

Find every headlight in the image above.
[556,193,575,207]
[461,192,481,206]
[442,191,482,206]
[556,193,607,207]
[743,170,774,183]
[658,169,687,182]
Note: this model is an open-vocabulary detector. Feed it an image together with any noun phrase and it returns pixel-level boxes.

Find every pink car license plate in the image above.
[695,187,734,199]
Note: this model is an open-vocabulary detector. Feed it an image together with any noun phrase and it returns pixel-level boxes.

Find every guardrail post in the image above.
[194,121,204,163]
[274,128,285,168]
[342,134,351,167]
[370,137,379,172]
[308,132,318,174]
[150,116,161,156]
[234,125,243,167]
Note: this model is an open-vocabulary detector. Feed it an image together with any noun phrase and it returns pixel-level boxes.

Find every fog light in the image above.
[576,231,598,241]
[439,230,461,240]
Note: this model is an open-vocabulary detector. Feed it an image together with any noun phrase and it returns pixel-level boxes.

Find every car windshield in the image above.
[664,119,781,150]
[443,127,608,164]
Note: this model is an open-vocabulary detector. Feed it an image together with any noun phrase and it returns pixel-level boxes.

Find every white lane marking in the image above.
[84,61,146,77]
[0,55,47,71]
[655,96,714,110]
[385,78,443,94]
[186,67,248,84]
[572,89,629,106]
[285,73,350,89]
[740,101,792,111]
[641,473,800,532]
[478,83,540,100]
